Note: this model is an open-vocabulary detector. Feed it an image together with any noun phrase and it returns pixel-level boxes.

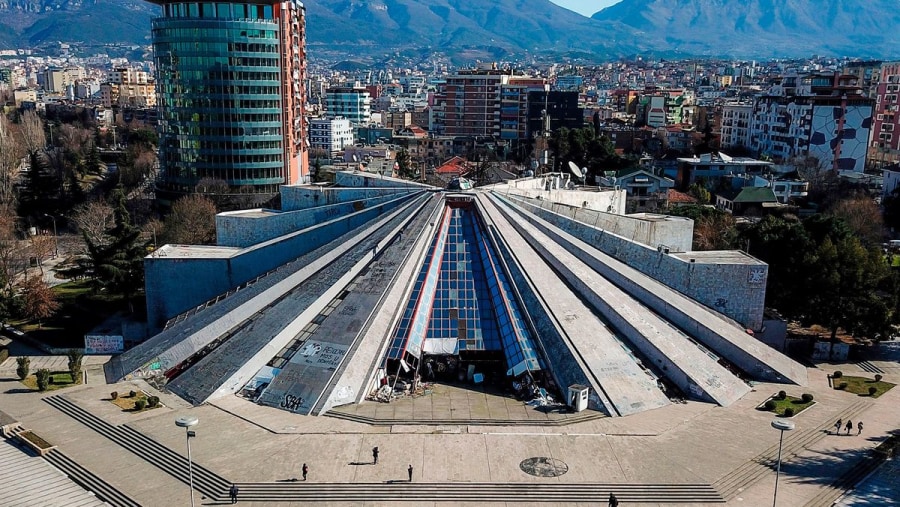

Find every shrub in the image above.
[129,390,137,398]
[875,374,883,382]
[764,400,777,410]
[839,382,848,390]
[801,393,814,403]
[833,371,843,379]
[110,391,118,400]
[777,390,787,400]
[16,356,30,380]
[67,349,83,381]
[134,398,147,411]
[783,407,795,417]
[35,369,51,391]
[0,347,8,363]
[869,386,878,396]
[147,396,160,408]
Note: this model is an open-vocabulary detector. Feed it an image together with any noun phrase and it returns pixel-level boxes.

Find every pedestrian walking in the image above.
[608,492,619,507]
[408,464,413,482]
[373,446,379,464]
[857,421,864,435]
[846,420,853,435]
[302,463,308,481]
[229,484,239,504]
[834,418,842,435]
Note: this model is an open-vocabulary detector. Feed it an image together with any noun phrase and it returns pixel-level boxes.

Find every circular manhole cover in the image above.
[519,457,569,477]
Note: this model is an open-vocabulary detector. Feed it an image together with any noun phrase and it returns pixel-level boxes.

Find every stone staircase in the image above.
[43,395,232,502]
[854,361,884,374]
[229,482,723,503]
[43,394,726,504]
[713,399,873,500]
[43,449,141,507]
[325,410,605,427]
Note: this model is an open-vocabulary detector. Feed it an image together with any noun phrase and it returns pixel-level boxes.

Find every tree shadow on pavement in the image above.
[776,445,883,486]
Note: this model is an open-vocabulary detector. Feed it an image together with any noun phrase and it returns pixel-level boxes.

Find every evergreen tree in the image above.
[82,186,147,311]
[85,144,102,176]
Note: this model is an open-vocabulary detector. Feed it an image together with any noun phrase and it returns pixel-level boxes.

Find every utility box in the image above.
[567,384,589,412]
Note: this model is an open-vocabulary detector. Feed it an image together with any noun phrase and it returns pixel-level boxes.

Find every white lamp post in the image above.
[175,416,199,507]
[771,419,795,507]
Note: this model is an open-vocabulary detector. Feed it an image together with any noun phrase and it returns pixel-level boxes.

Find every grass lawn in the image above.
[833,375,895,398]
[109,391,161,413]
[758,394,816,417]
[10,279,141,349]
[21,371,80,391]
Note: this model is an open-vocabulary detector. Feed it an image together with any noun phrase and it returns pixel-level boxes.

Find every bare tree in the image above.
[29,234,55,274]
[830,195,883,245]
[19,110,47,156]
[20,277,59,327]
[57,124,94,161]
[792,155,834,194]
[694,213,738,251]
[142,218,164,251]
[0,115,23,211]
[133,148,159,181]
[0,208,22,288]
[195,177,230,195]
[163,194,217,245]
[71,200,115,250]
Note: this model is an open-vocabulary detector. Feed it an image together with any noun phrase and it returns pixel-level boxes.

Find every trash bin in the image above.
[567,384,589,412]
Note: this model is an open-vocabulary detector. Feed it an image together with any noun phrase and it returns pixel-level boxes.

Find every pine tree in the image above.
[82,186,147,312]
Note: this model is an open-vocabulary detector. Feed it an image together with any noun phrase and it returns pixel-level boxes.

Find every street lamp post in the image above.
[175,416,199,507]
[43,214,58,258]
[771,419,795,507]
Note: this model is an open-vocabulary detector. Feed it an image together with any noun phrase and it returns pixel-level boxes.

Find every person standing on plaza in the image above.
[846,420,853,435]
[302,463,308,481]
[834,418,842,435]
[408,464,413,482]
[229,484,239,504]
[857,421,864,435]
[608,492,619,507]
[373,446,379,464]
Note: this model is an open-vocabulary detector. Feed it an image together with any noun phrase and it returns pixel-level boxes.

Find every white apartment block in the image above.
[309,117,354,156]
[720,73,875,173]
[105,67,150,85]
[99,82,157,108]
[719,102,753,149]
[43,66,85,93]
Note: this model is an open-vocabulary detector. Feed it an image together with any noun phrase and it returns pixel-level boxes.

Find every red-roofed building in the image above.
[666,189,698,207]
[435,156,470,176]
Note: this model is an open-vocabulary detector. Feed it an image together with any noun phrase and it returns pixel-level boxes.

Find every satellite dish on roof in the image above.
[567,161,583,179]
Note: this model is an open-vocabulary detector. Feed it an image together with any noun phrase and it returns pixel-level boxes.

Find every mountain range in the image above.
[0,0,897,60]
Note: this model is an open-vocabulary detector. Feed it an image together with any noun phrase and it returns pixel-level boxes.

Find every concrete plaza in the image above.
[1,352,899,506]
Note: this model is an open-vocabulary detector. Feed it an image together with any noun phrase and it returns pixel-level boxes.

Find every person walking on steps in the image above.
[608,492,619,507]
[834,418,842,435]
[408,464,414,482]
[302,463,308,481]
[857,421,864,435]
[846,420,853,435]
[373,446,379,464]
[229,484,239,504]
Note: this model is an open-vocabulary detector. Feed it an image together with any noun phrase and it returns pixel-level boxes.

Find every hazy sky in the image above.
[549,0,621,17]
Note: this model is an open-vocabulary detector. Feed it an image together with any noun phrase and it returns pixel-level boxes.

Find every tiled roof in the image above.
[667,189,698,203]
